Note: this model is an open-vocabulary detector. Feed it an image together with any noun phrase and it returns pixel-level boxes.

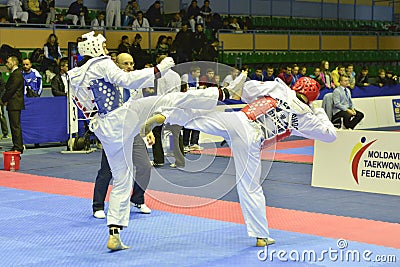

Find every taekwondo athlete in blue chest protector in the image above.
[68,32,233,251]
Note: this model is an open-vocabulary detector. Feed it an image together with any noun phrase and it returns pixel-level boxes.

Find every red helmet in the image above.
[292,77,320,103]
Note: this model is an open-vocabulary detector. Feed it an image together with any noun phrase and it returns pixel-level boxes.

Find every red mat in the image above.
[192,139,314,164]
[0,171,399,249]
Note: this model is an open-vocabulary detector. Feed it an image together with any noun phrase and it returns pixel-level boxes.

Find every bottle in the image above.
[10,156,16,172]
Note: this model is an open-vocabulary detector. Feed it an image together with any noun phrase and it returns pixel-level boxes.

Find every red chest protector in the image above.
[240,96,292,149]
[240,96,277,121]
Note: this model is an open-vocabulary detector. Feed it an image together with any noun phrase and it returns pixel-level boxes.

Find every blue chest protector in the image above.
[89,78,130,115]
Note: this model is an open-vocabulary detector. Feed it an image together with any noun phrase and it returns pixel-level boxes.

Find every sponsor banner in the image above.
[393,99,400,123]
[312,130,400,196]
[314,95,400,129]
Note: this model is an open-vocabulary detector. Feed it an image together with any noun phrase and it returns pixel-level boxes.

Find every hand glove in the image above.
[156,57,175,73]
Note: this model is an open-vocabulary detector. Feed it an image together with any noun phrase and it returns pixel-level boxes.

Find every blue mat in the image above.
[0,187,398,267]
[276,146,314,156]
[1,148,400,223]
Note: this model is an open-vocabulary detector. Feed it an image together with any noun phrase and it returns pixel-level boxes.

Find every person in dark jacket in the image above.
[1,56,24,153]
[51,58,68,96]
[355,66,370,87]
[117,35,132,55]
[145,0,162,27]
[173,21,193,63]
[65,0,87,26]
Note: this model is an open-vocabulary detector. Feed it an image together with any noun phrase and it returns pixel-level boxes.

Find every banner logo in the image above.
[349,137,377,184]
[393,99,400,123]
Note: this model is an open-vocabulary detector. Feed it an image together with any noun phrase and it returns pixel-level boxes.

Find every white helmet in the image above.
[78,31,107,58]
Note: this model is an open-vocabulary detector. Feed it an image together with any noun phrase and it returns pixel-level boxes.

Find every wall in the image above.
[0,0,393,20]
[0,28,398,52]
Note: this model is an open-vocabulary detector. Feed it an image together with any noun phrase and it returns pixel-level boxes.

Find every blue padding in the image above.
[21,97,69,144]
[318,84,400,100]
[20,97,88,144]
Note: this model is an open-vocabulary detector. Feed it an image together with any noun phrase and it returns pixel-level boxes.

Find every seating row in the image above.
[245,16,392,32]
[220,50,400,65]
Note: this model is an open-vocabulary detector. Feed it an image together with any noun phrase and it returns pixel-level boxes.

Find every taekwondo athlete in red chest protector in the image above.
[67,31,233,250]
[146,72,337,247]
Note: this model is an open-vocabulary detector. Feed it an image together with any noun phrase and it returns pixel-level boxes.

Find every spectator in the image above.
[198,38,218,62]
[187,0,201,32]
[299,66,307,77]
[208,13,222,33]
[214,74,221,87]
[331,64,346,88]
[181,65,201,89]
[374,69,388,87]
[222,66,240,87]
[345,63,356,89]
[154,35,169,58]
[117,35,132,55]
[122,0,140,27]
[66,0,87,27]
[199,0,212,22]
[105,0,121,28]
[220,18,232,33]
[229,17,242,32]
[192,23,207,60]
[54,14,69,28]
[130,33,148,69]
[310,67,325,90]
[168,12,182,31]
[199,68,217,88]
[332,75,364,129]
[42,0,55,25]
[355,66,370,87]
[91,11,105,30]
[21,58,42,97]
[132,10,150,31]
[241,16,253,32]
[386,70,398,86]
[291,64,300,85]
[250,66,266,81]
[145,0,163,28]
[44,33,62,66]
[277,65,293,87]
[8,0,28,24]
[22,0,45,24]
[1,56,24,153]
[265,66,275,81]
[0,74,8,139]
[166,36,173,47]
[173,21,193,63]
[320,60,334,89]
[51,58,68,97]
[181,65,202,151]
[43,33,62,80]
[151,55,185,168]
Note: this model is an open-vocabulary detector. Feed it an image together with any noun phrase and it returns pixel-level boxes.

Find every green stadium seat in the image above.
[21,52,27,60]
[263,17,272,28]
[271,17,279,29]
